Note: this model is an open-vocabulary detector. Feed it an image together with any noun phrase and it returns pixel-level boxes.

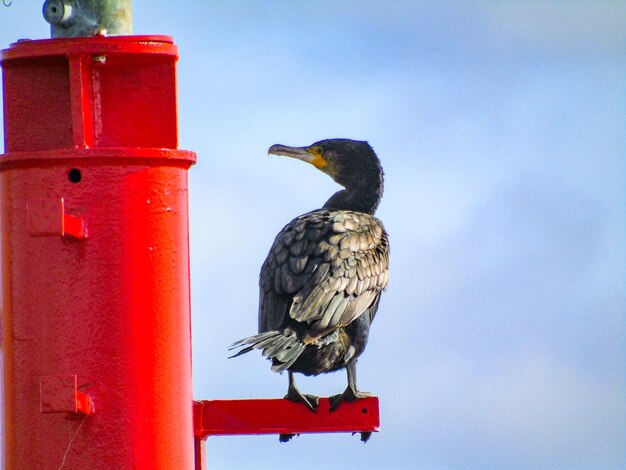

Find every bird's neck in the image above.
[323,172,384,215]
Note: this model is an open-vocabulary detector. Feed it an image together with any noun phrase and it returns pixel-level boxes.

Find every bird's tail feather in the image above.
[229,330,305,372]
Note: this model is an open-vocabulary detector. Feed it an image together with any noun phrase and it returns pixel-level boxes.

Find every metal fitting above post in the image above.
[43,0,132,38]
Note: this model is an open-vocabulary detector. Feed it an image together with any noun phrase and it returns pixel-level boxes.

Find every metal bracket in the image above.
[193,397,379,437]
[27,198,86,239]
[192,397,379,469]
[40,375,93,415]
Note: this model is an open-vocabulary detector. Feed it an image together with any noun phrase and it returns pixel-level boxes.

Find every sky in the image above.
[1,1,625,469]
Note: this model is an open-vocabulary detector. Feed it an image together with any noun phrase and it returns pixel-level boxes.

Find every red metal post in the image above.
[1,36,195,469]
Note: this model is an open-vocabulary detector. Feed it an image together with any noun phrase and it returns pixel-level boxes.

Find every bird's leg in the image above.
[279,372,318,442]
[284,371,319,412]
[329,360,373,411]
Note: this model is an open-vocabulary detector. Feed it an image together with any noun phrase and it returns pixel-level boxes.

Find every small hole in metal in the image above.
[361,408,368,414]
[68,168,82,183]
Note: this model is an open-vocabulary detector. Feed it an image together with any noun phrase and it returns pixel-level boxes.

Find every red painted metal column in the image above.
[0,36,196,469]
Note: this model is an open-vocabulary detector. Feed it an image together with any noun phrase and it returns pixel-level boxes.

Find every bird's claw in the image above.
[279,433,299,443]
[284,387,319,413]
[353,431,372,443]
[329,386,373,411]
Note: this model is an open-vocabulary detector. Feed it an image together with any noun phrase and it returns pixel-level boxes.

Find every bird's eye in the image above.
[311,146,324,156]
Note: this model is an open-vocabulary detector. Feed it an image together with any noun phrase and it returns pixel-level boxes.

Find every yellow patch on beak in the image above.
[307,147,328,169]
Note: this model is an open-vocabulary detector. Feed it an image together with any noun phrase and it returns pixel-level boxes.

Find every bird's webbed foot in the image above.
[284,374,319,413]
[329,384,373,411]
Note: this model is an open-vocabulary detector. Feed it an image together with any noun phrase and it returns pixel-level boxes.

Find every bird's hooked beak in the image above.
[268,144,328,170]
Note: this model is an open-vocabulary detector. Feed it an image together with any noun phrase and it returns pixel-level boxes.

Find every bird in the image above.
[230,138,389,418]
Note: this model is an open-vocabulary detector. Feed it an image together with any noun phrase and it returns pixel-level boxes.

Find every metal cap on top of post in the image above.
[43,0,132,38]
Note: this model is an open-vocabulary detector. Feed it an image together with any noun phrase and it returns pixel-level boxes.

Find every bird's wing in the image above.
[259,209,389,339]
[258,210,330,332]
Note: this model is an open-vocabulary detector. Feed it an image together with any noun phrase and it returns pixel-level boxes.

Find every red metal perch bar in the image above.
[193,397,380,437]
[193,397,380,470]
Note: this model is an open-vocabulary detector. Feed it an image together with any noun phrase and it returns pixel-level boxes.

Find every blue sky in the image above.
[1,1,624,469]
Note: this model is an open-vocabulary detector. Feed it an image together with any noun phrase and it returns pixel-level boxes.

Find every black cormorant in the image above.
[230,138,390,416]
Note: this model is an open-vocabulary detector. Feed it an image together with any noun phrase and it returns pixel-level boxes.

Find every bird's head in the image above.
[268,139,381,191]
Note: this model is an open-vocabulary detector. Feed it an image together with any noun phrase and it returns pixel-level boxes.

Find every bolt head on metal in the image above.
[43,0,74,27]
